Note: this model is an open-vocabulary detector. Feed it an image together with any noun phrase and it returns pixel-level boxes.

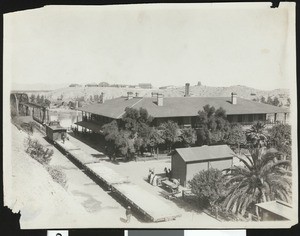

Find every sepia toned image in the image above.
[3,3,298,229]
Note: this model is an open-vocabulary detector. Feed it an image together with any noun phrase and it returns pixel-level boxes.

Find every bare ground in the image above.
[6,124,218,229]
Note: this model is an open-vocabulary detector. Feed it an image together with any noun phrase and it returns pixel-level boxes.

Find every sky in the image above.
[4,3,296,90]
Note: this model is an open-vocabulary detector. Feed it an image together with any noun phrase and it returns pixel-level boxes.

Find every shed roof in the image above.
[175,145,235,163]
[75,121,102,133]
[46,124,66,131]
[256,200,293,220]
[78,96,288,119]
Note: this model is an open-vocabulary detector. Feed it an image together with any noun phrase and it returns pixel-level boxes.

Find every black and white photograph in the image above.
[3,2,298,229]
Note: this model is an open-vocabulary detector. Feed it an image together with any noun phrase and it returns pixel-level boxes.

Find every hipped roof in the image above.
[78,96,289,119]
[175,145,235,163]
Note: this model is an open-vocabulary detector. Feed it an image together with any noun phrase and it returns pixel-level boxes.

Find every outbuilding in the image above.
[171,145,235,186]
[256,200,293,221]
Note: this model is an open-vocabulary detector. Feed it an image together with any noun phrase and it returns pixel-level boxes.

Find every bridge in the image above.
[10,92,50,124]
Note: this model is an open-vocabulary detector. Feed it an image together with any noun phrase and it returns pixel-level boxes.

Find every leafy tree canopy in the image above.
[225,123,247,148]
[246,121,268,148]
[189,168,227,208]
[223,147,291,215]
[159,120,181,151]
[268,124,291,159]
[196,105,230,146]
[180,127,197,147]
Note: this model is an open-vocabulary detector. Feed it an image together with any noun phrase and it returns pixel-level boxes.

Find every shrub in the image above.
[188,168,226,209]
[24,136,53,165]
[46,165,68,189]
[20,122,35,135]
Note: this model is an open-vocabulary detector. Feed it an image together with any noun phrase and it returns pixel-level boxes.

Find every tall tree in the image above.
[267,96,273,105]
[36,94,41,104]
[102,120,120,159]
[268,124,292,159]
[44,99,51,107]
[196,105,229,146]
[159,120,181,152]
[147,127,164,154]
[29,94,36,103]
[226,124,247,151]
[223,147,291,216]
[180,127,197,147]
[115,130,135,160]
[272,97,280,106]
[102,120,119,142]
[121,107,141,134]
[260,96,266,104]
[246,121,268,148]
[103,108,154,159]
[40,95,45,105]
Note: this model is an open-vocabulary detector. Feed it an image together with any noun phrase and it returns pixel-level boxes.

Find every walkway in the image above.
[67,134,219,226]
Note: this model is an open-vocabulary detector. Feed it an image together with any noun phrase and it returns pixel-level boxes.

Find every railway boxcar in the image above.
[45,121,67,142]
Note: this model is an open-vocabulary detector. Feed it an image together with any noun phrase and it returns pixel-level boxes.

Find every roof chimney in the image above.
[184,83,190,97]
[157,93,163,106]
[231,92,237,105]
[127,92,133,100]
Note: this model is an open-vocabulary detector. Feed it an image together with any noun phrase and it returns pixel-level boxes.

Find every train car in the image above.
[45,121,67,142]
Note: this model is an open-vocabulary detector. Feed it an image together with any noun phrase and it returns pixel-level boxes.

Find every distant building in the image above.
[256,200,293,221]
[110,84,126,88]
[197,81,202,86]
[138,83,152,89]
[171,145,234,186]
[85,83,98,87]
[98,82,109,87]
[69,83,82,87]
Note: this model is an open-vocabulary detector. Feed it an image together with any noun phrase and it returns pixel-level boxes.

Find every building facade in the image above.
[75,84,289,133]
[171,145,234,186]
[76,96,289,133]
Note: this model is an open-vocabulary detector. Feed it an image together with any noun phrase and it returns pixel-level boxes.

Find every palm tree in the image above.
[246,121,268,148]
[223,147,292,216]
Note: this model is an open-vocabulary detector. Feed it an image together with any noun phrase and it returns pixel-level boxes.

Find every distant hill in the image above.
[22,84,289,107]
[12,83,69,91]
[163,84,289,100]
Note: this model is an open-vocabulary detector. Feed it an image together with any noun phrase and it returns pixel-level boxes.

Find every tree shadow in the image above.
[102,159,121,165]
[157,191,205,215]
[69,132,106,153]
[91,153,107,158]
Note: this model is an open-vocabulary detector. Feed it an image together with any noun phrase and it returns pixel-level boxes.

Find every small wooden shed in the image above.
[171,145,235,186]
[45,121,67,142]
